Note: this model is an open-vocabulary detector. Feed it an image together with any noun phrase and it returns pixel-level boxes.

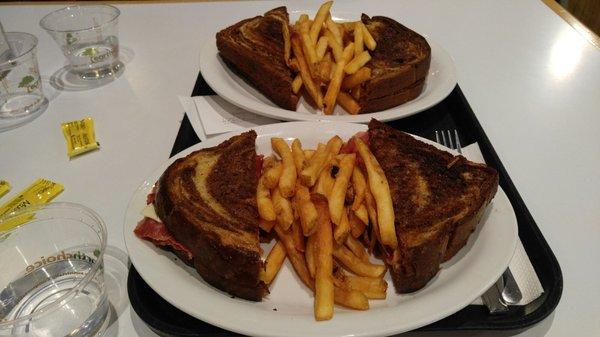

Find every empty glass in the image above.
[0,32,48,120]
[40,5,122,80]
[0,203,109,337]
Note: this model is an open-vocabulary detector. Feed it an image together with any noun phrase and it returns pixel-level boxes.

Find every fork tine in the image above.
[441,130,447,147]
[447,130,455,149]
[454,130,462,154]
[435,130,441,145]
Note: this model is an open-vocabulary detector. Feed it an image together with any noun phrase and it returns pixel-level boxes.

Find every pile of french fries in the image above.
[288,1,376,115]
[257,135,398,321]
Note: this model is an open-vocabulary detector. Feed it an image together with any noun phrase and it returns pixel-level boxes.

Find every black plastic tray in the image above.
[127,72,562,336]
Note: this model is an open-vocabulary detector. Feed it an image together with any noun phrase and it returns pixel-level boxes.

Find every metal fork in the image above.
[435,130,522,314]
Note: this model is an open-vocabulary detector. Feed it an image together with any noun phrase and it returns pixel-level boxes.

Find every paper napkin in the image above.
[178,95,277,140]
[462,143,544,306]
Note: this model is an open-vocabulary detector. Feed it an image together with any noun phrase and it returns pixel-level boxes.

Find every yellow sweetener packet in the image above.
[0,178,64,232]
[0,180,10,199]
[61,117,100,158]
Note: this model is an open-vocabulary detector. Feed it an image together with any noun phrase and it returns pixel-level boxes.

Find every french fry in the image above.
[329,154,356,224]
[301,32,318,67]
[292,219,306,252]
[271,138,297,197]
[306,234,316,278]
[326,135,344,155]
[294,183,318,236]
[333,287,369,310]
[325,30,343,62]
[360,22,377,50]
[351,85,361,100]
[333,245,386,277]
[300,143,327,186]
[260,240,287,284]
[312,194,334,321]
[351,167,367,210]
[304,149,315,160]
[364,185,378,227]
[291,34,323,108]
[355,138,398,248]
[349,210,367,238]
[259,218,277,232]
[298,14,309,24]
[333,271,387,299]
[323,55,346,114]
[345,51,371,74]
[345,235,370,262]
[291,139,305,175]
[341,67,372,90]
[314,162,335,197]
[276,224,369,310]
[354,21,364,55]
[333,207,351,245]
[289,58,300,72]
[341,21,357,32]
[301,135,341,186]
[310,1,333,44]
[257,175,276,221]
[315,36,329,60]
[263,161,282,189]
[272,187,294,230]
[315,58,332,84]
[292,75,303,94]
[337,91,361,115]
[354,203,369,225]
[342,42,355,63]
[274,225,314,289]
[326,17,343,45]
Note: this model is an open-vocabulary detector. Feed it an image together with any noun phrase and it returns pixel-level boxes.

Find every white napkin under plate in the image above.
[177,96,544,305]
[462,143,544,305]
[178,95,276,140]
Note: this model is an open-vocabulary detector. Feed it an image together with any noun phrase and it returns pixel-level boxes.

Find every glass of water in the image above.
[40,5,122,80]
[0,32,48,120]
[0,203,109,337]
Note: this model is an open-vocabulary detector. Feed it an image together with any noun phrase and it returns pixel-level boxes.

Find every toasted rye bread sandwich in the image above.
[358,15,431,113]
[367,120,498,293]
[216,7,298,110]
[153,131,267,301]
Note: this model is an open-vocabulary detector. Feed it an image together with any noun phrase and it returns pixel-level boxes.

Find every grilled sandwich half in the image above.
[216,7,298,110]
[367,120,498,293]
[358,15,431,113]
[154,131,267,301]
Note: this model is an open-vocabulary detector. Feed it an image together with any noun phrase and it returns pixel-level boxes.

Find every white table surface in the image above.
[1,0,599,336]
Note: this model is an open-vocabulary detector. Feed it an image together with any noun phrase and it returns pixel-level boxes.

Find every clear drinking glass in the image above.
[0,203,109,337]
[40,5,122,80]
[0,32,48,119]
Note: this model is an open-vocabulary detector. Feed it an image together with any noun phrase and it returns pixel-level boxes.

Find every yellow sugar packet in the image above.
[0,179,64,232]
[0,180,9,198]
[61,117,100,158]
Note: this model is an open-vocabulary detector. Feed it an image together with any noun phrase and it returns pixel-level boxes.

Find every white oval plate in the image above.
[200,24,456,123]
[124,122,517,337]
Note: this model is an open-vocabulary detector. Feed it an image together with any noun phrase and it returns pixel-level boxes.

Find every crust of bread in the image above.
[359,79,425,113]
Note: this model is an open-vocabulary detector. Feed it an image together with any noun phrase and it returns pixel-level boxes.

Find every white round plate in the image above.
[124,122,517,337]
[200,23,456,123]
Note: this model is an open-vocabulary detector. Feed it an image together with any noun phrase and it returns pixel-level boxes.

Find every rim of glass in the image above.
[0,32,38,67]
[0,202,107,327]
[39,4,121,33]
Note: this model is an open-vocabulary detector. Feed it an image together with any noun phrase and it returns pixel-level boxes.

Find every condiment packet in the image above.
[0,180,9,198]
[61,117,100,158]
[0,179,64,232]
